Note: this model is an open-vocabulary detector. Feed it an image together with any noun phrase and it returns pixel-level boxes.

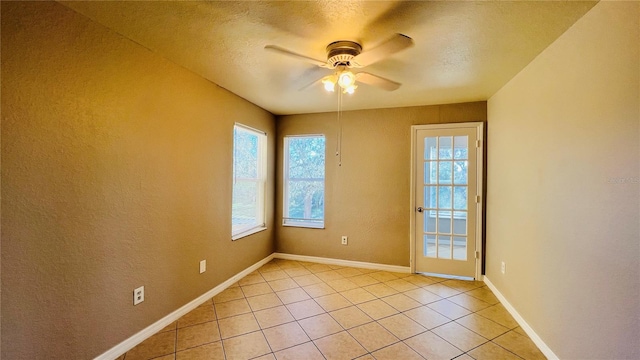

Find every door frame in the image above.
[410,122,484,279]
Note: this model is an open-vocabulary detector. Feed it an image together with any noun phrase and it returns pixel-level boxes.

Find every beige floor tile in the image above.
[115,355,125,360]
[284,267,312,277]
[455,354,475,360]
[513,326,527,336]
[357,299,399,320]
[176,341,225,360]
[349,274,380,287]
[276,287,311,304]
[404,306,451,330]
[315,293,353,312]
[213,287,245,304]
[467,341,523,360]
[253,305,295,329]
[330,305,373,329]
[382,293,422,311]
[348,321,399,352]
[432,321,488,351]
[246,293,283,312]
[263,321,311,351]
[340,288,377,304]
[455,313,510,339]
[493,330,546,360]
[241,282,273,298]
[403,288,442,305]
[314,331,368,360]
[258,262,282,273]
[302,282,336,298]
[377,314,427,340]
[292,274,323,287]
[363,283,399,298]
[384,278,419,292]
[440,279,484,292]
[151,355,175,360]
[448,293,492,312]
[215,298,251,319]
[276,260,303,270]
[327,278,360,292]
[238,272,266,286]
[314,270,346,282]
[476,304,519,329]
[403,274,437,287]
[161,321,177,333]
[218,313,260,339]
[305,263,332,273]
[371,341,424,360]
[177,321,220,351]
[268,278,299,292]
[223,331,271,360]
[254,353,276,360]
[298,313,344,340]
[261,269,289,282]
[354,355,376,360]
[423,283,462,297]
[178,305,216,328]
[335,267,364,278]
[465,286,500,305]
[427,299,472,320]
[125,330,176,360]
[274,341,325,360]
[404,331,463,360]
[286,299,325,320]
[368,271,400,282]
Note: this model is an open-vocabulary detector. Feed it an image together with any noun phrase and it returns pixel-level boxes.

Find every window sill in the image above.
[282,221,325,229]
[232,226,267,241]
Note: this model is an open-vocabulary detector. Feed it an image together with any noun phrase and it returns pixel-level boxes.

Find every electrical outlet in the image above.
[501,261,506,274]
[199,260,206,274]
[133,286,144,305]
[341,236,348,245]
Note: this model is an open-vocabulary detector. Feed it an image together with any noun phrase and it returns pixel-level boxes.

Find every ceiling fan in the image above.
[265,34,414,94]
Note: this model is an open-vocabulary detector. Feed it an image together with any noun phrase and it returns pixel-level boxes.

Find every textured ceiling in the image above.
[61,1,597,115]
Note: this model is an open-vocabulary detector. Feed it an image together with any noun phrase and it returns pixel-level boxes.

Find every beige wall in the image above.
[1,2,275,358]
[276,102,486,266]
[486,2,639,359]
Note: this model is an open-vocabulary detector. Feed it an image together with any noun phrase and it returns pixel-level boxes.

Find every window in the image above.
[232,124,267,239]
[283,135,325,228]
[425,136,468,220]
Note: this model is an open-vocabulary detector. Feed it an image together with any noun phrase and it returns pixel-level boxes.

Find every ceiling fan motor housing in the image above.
[326,40,362,68]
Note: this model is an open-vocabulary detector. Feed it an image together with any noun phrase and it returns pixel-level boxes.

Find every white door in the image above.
[411,123,483,278]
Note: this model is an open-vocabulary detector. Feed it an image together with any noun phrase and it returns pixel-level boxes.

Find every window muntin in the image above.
[283,135,325,228]
[232,124,267,239]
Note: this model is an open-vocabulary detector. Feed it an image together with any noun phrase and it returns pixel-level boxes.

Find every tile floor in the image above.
[117,259,546,360]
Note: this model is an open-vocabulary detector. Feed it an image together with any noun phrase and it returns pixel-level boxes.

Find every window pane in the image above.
[284,136,325,227]
[438,235,452,259]
[438,211,452,234]
[453,215,467,235]
[232,125,266,238]
[424,161,437,184]
[424,212,436,233]
[424,186,436,209]
[439,136,453,159]
[453,161,467,185]
[439,162,452,184]
[424,137,438,160]
[438,186,452,209]
[453,186,467,210]
[424,235,436,258]
[454,136,468,159]
[453,236,467,260]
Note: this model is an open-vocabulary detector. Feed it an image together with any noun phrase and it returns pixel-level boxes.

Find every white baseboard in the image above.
[94,253,275,360]
[483,276,559,360]
[273,253,411,273]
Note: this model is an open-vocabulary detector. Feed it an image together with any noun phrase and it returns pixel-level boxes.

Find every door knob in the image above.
[417,207,424,213]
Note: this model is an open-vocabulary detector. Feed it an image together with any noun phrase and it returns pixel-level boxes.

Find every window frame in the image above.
[283,134,326,229]
[231,123,267,240]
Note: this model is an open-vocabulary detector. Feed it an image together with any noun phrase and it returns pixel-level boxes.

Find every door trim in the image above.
[410,122,484,279]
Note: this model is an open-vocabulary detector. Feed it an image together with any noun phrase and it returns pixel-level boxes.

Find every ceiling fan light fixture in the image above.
[337,70,356,88]
[321,76,336,92]
[343,84,357,94]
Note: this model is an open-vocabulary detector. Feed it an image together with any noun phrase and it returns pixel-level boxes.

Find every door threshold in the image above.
[417,272,475,281]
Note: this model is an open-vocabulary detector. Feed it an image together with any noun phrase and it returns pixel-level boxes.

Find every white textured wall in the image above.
[1,2,275,358]
[486,2,639,358]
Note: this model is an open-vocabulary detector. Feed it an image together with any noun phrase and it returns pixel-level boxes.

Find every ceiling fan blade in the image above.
[356,72,401,91]
[352,34,414,67]
[264,45,327,67]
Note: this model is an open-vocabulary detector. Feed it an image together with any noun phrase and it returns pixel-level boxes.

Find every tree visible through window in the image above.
[283,135,325,228]
[232,124,266,239]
